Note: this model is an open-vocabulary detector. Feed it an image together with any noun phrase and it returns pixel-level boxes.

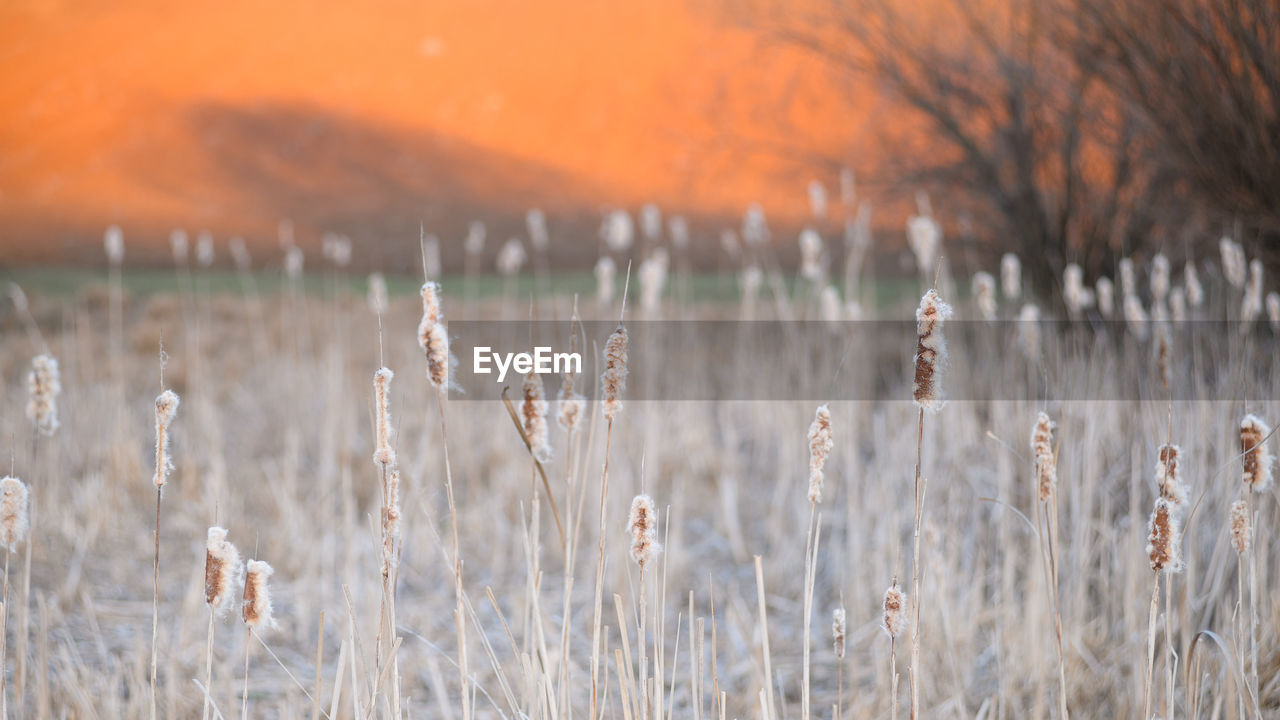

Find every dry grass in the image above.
[0,260,1277,720]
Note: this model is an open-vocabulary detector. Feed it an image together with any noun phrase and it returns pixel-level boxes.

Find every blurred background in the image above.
[2,0,1278,293]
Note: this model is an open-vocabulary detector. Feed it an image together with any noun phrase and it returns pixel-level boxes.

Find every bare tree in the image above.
[739,0,1164,291]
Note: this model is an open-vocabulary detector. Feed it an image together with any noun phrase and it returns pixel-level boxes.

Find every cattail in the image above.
[1119,257,1136,298]
[368,272,389,315]
[418,283,451,389]
[639,249,669,313]
[1154,322,1171,391]
[808,180,828,219]
[720,229,741,259]
[799,228,825,281]
[1220,237,1246,288]
[153,390,180,490]
[1241,414,1274,490]
[1096,276,1115,318]
[1063,263,1085,318]
[170,229,189,264]
[1155,444,1186,507]
[604,210,634,253]
[912,289,953,412]
[668,216,690,250]
[0,476,30,553]
[373,368,396,466]
[807,405,834,503]
[284,246,304,279]
[627,494,660,567]
[1241,259,1264,328]
[526,208,549,251]
[742,204,769,246]
[832,607,846,658]
[1017,304,1042,361]
[521,371,552,463]
[205,527,243,615]
[1150,254,1170,303]
[740,265,763,306]
[26,354,62,436]
[1031,412,1056,502]
[104,225,125,265]
[906,215,940,277]
[465,221,486,256]
[382,467,402,574]
[1146,498,1182,573]
[241,560,276,629]
[601,326,628,422]
[640,203,663,242]
[972,272,997,321]
[1267,292,1280,332]
[1124,294,1149,340]
[1230,500,1251,554]
[595,256,616,305]
[882,579,907,639]
[1184,262,1203,307]
[1001,253,1021,300]
[196,232,215,267]
[496,237,526,277]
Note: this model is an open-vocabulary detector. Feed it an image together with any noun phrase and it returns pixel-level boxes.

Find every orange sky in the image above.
[0,0,885,264]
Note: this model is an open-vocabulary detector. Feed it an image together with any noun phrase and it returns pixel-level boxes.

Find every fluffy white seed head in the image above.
[26,354,62,436]
[373,368,396,466]
[639,250,669,314]
[153,390,180,489]
[242,559,276,629]
[1031,412,1056,502]
[1230,499,1251,555]
[1000,253,1021,300]
[832,607,846,658]
[595,256,616,306]
[1017,304,1042,361]
[1184,262,1203,308]
[972,272,997,321]
[170,229,189,264]
[628,494,660,567]
[496,237,526,277]
[604,210,634,253]
[882,580,907,639]
[1119,257,1136,298]
[521,371,552,464]
[1124,294,1149,341]
[465,221,486,256]
[0,477,30,553]
[418,283,452,389]
[1147,497,1183,573]
[1150,254,1170,302]
[1241,414,1274,490]
[104,225,125,265]
[807,404,834,503]
[1156,444,1186,507]
[799,228,825,282]
[808,180,828,219]
[1220,238,1246,288]
[1170,287,1187,323]
[526,208,549,251]
[205,526,243,615]
[601,326,629,422]
[229,237,251,270]
[1242,259,1264,327]
[1063,264,1085,318]
[1096,277,1115,318]
[907,215,940,277]
[912,289,953,412]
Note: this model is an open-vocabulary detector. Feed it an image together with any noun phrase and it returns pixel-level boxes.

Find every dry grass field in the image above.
[0,242,1277,720]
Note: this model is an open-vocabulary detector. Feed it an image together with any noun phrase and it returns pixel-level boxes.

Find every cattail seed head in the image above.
[595,256,616,306]
[0,477,30,553]
[1017,304,1042,361]
[912,289,953,412]
[417,283,452,389]
[1220,238,1247,288]
[832,607,846,659]
[972,272,997,321]
[807,404,834,503]
[153,390,180,489]
[627,494,660,568]
[1000,253,1021,300]
[1123,294,1149,340]
[242,559,276,629]
[1063,263,1085,317]
[601,326,628,422]
[205,526,243,615]
[1031,412,1056,502]
[104,225,125,264]
[373,368,396,466]
[882,579,907,639]
[521,371,552,463]
[1241,414,1273,490]
[1147,497,1182,573]
[1150,254,1170,302]
[1096,276,1115,318]
[1155,444,1186,507]
[1230,499,1251,555]
[26,354,62,436]
[1185,263,1203,308]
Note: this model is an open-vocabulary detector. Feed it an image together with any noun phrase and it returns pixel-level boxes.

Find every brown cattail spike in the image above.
[382,467,402,576]
[1146,498,1182,573]
[205,526,243,615]
[1230,499,1251,555]
[0,476,30,553]
[912,289,953,412]
[601,326,629,422]
[1241,414,1274,490]
[628,494,660,567]
[26,354,61,436]
[883,579,907,639]
[418,282,451,389]
[521,371,552,463]
[153,390,180,489]
[1031,412,1056,502]
[242,559,276,629]
[808,404,834,503]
